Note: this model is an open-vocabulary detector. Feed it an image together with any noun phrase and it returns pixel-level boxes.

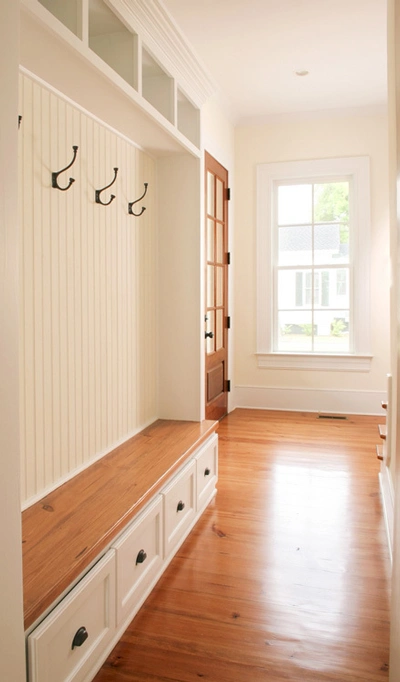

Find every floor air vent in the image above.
[318,414,347,420]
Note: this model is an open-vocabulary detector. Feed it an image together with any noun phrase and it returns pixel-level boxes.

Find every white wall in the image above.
[386,0,399,511]
[157,153,202,420]
[234,112,390,414]
[157,95,236,422]
[0,0,26,679]
[202,96,235,173]
[389,0,400,677]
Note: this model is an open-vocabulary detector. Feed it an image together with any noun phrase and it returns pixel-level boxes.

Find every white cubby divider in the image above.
[37,0,82,38]
[141,47,174,124]
[177,88,200,148]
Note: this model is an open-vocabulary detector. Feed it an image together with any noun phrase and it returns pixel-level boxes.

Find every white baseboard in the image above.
[379,463,394,564]
[234,385,385,415]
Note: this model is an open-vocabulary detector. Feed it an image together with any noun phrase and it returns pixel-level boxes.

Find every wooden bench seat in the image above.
[22,419,218,631]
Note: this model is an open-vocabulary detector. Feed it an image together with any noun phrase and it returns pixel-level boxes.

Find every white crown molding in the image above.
[109,0,216,107]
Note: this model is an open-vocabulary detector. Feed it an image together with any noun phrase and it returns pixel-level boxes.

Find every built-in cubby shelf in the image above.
[89,0,138,90]
[24,0,204,157]
[142,47,174,124]
[177,88,200,148]
[37,0,81,37]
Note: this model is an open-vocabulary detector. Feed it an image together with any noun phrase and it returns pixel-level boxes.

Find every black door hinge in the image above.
[226,379,231,392]
[227,316,231,329]
[227,252,231,265]
[226,187,231,201]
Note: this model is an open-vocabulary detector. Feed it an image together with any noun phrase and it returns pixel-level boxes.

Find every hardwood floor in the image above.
[93,409,391,681]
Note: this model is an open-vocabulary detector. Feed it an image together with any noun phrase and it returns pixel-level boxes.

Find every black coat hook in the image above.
[95,167,118,205]
[52,145,79,191]
[128,182,149,217]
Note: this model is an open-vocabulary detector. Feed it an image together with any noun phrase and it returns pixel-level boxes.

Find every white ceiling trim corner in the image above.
[114,0,216,107]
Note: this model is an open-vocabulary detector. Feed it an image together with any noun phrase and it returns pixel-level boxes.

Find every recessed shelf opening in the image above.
[89,0,137,90]
[142,48,174,123]
[38,0,81,37]
[177,89,200,147]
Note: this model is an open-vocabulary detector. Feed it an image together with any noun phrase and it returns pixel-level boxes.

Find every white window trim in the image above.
[256,156,372,371]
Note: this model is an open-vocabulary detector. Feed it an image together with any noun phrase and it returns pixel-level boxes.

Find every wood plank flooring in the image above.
[93,409,391,681]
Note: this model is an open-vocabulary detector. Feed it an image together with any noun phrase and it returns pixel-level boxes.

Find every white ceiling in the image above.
[162,0,388,124]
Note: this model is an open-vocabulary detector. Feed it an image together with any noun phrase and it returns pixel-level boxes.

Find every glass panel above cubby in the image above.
[38,0,82,37]
[142,48,174,124]
[177,89,200,148]
[89,0,138,90]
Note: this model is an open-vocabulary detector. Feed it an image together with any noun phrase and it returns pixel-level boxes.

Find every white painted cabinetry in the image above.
[27,551,116,682]
[112,495,164,628]
[195,433,218,513]
[26,434,218,682]
[163,459,197,558]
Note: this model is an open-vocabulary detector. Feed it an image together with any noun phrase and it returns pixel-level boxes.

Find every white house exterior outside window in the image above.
[256,157,371,371]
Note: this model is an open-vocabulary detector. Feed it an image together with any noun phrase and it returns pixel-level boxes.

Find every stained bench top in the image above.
[22,418,218,630]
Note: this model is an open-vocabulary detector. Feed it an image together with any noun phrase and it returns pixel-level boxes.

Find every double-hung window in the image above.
[256,157,371,371]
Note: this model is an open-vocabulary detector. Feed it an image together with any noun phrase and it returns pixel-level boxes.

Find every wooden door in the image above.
[205,152,229,421]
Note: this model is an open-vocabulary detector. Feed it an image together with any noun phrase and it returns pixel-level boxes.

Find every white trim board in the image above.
[256,156,371,358]
[379,463,394,565]
[234,385,385,415]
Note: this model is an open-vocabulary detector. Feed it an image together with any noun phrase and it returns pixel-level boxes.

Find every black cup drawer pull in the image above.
[177,500,185,512]
[136,549,147,565]
[204,467,211,476]
[71,626,88,650]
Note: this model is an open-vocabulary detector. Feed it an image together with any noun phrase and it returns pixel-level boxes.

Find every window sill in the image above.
[256,353,372,372]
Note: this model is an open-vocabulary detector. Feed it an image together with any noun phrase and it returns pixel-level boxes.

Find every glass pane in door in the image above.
[207,172,215,217]
[216,223,224,263]
[207,219,215,261]
[207,265,215,308]
[216,178,223,220]
[216,266,224,307]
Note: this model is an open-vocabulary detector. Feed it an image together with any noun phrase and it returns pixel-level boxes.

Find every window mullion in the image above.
[273,183,279,352]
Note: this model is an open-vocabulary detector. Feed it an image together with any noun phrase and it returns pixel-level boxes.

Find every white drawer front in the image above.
[163,460,196,558]
[28,551,116,682]
[112,495,163,626]
[195,433,218,512]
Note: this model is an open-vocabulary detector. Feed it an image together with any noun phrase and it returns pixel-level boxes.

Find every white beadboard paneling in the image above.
[19,71,157,506]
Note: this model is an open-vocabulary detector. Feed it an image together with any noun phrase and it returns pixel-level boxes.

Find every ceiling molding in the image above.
[236,103,388,128]
[110,0,216,107]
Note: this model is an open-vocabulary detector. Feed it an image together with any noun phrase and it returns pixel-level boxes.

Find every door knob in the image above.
[205,331,214,339]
